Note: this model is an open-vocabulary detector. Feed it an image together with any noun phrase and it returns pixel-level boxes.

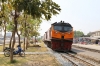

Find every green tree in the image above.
[74,30,84,37]
[86,32,92,37]
[1,0,11,51]
[1,0,61,62]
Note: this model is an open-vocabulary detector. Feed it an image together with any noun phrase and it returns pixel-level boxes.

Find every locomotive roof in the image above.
[52,21,72,27]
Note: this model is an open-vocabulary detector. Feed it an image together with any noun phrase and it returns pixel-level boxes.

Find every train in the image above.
[43,21,74,52]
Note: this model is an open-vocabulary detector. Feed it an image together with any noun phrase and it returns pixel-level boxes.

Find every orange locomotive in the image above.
[43,21,74,51]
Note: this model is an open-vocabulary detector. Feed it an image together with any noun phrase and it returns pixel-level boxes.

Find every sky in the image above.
[39,0,100,36]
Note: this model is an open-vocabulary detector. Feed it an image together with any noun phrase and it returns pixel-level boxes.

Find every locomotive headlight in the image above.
[68,31,71,34]
[62,33,64,34]
[55,31,58,33]
[68,32,70,34]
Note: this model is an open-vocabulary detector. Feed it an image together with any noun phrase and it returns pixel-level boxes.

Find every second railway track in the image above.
[60,52,100,66]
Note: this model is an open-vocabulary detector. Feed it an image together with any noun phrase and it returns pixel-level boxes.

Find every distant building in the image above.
[90,30,100,38]
[1,27,21,38]
[0,32,2,37]
[1,31,18,37]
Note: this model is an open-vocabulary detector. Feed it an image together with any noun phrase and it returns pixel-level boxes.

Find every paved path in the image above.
[0,52,3,54]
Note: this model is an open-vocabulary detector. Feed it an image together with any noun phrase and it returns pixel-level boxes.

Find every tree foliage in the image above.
[74,30,84,37]
[86,32,92,37]
[13,0,61,20]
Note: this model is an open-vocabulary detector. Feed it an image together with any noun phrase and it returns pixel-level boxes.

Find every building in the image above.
[1,31,18,37]
[90,30,100,39]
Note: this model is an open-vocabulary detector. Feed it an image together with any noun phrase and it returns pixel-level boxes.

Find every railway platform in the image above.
[72,44,100,63]
[72,44,100,51]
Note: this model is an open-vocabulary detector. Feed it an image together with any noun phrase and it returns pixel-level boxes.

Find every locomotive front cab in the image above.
[50,21,74,51]
[51,21,73,40]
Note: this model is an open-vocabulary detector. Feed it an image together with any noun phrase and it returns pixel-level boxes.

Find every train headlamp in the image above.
[68,32,70,34]
[55,31,58,33]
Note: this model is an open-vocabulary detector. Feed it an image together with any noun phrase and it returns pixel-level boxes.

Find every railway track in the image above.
[46,44,100,66]
[72,45,100,64]
[72,45,100,53]
[61,52,100,66]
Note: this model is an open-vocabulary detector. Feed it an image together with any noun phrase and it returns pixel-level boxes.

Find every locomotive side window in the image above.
[46,32,47,39]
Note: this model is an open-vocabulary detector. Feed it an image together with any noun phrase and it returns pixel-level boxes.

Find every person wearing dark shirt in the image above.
[15,45,22,54]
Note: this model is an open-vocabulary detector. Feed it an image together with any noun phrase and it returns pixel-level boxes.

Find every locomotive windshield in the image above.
[54,26,62,31]
[54,25,72,32]
[64,26,72,31]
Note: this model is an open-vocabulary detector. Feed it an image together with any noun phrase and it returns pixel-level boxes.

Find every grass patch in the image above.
[0,55,26,66]
[0,42,62,66]
[0,54,62,66]
[0,44,22,52]
[7,59,18,64]
[0,44,9,52]
[26,42,48,52]
[0,42,48,52]
[0,45,3,52]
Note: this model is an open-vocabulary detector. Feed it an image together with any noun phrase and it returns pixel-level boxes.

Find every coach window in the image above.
[46,32,47,39]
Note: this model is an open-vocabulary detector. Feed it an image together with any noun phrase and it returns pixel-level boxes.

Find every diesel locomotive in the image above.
[43,21,74,51]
